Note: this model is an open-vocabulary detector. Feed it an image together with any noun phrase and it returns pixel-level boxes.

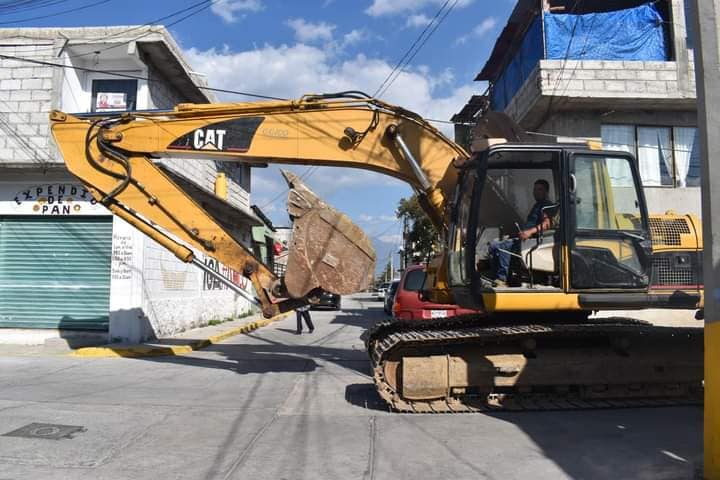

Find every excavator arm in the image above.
[50,92,469,318]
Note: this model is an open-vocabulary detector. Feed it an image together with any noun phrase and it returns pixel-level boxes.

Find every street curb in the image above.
[69,312,292,358]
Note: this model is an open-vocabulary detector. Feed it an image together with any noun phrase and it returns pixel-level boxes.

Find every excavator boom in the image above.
[50,92,468,317]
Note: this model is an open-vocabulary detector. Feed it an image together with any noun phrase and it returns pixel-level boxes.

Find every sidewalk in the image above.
[0,311,292,358]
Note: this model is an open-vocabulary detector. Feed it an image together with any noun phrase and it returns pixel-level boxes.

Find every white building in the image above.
[0,26,262,346]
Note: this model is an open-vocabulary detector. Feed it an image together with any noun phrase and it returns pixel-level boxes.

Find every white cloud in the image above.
[405,14,431,28]
[285,18,336,43]
[342,28,369,47]
[211,0,264,23]
[183,43,477,224]
[366,0,473,17]
[455,17,498,45]
[183,44,474,135]
[377,234,403,244]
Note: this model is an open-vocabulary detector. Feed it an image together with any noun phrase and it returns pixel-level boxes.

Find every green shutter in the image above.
[0,216,112,330]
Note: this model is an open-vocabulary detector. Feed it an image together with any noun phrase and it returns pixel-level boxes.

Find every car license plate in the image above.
[430,309,448,318]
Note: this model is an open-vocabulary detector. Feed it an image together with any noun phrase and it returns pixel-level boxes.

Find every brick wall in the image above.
[0,43,56,165]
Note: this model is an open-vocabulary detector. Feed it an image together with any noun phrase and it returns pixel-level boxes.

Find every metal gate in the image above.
[0,216,112,330]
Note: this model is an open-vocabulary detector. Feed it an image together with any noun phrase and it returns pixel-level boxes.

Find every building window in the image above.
[91,79,138,112]
[602,124,700,188]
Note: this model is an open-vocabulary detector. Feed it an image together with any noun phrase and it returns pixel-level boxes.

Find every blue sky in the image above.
[10,0,515,274]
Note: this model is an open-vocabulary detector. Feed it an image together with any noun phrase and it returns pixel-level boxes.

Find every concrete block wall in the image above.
[537,60,696,100]
[0,42,57,165]
[147,64,252,213]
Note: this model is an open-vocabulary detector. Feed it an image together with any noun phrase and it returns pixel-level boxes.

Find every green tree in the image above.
[396,194,439,264]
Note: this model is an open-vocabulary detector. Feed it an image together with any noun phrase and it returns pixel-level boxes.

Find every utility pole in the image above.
[390,253,394,282]
[691,1,720,476]
[402,216,409,270]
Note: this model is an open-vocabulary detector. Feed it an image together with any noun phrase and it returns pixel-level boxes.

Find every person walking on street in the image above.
[296,304,314,334]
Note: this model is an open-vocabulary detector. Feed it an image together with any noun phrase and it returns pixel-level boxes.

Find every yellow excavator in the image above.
[49,91,703,412]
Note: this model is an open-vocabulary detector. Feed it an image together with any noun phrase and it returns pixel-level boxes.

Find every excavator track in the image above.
[367,316,703,413]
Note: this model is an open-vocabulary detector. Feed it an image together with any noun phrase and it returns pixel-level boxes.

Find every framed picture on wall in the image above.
[95,92,127,112]
[91,79,137,112]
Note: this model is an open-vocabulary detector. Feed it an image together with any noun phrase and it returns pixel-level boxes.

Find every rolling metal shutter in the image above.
[0,216,112,330]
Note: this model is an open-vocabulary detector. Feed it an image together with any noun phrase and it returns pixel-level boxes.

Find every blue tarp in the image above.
[491,15,543,111]
[544,3,668,61]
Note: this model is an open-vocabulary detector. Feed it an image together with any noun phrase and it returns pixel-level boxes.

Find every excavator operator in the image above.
[488,179,553,287]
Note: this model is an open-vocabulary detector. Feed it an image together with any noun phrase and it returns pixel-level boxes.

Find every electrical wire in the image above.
[554,6,615,101]
[373,0,451,98]
[0,0,114,26]
[63,0,216,60]
[541,0,585,122]
[0,53,286,100]
[375,0,459,99]
[0,110,50,165]
[0,1,66,15]
[0,0,217,60]
[258,166,317,209]
[370,218,402,240]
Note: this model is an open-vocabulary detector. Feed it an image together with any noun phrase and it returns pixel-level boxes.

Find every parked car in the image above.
[372,282,389,301]
[383,280,400,315]
[392,265,480,320]
[312,290,342,310]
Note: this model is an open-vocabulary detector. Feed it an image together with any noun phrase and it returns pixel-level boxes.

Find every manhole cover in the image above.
[3,423,85,440]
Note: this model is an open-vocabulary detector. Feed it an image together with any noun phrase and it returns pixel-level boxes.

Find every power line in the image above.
[63,0,216,60]
[554,6,608,100]
[0,0,114,26]
[375,0,459,99]
[0,0,66,15]
[259,166,318,209]
[0,53,286,100]
[0,110,50,165]
[542,0,585,123]
[373,0,451,98]
[370,219,402,240]
[0,0,216,60]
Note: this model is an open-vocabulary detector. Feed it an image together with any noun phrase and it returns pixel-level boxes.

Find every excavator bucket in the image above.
[281,170,376,299]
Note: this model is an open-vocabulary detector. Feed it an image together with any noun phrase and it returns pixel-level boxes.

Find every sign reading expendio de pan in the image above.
[0,183,108,216]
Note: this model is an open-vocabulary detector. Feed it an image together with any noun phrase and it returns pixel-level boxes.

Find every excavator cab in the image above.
[447,144,653,312]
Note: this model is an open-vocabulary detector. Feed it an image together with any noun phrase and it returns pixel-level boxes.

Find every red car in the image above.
[392,264,480,320]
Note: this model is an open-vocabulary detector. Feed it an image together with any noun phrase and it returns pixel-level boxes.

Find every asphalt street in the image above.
[0,294,703,480]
